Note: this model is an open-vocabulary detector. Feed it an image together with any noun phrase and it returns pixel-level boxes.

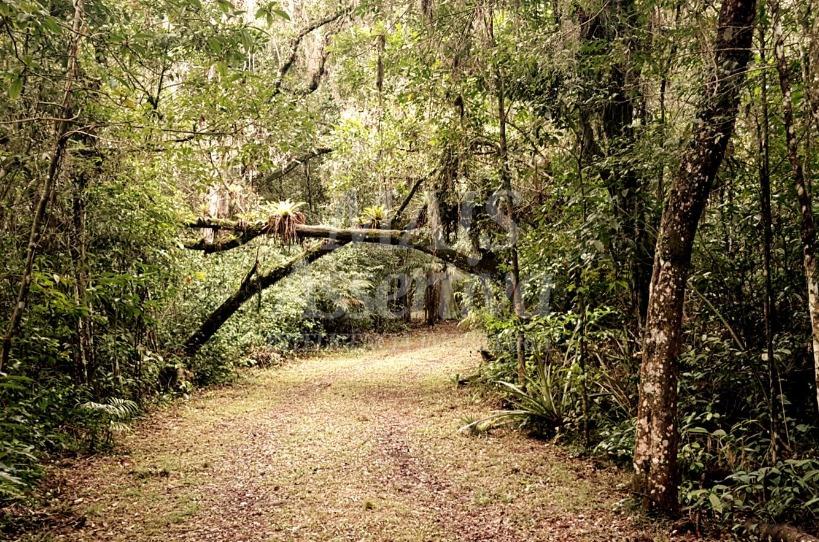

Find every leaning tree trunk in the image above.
[184,241,344,356]
[773,10,819,415]
[0,0,85,371]
[633,0,756,514]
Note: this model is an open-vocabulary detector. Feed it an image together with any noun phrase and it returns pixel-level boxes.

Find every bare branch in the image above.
[270,7,352,99]
[260,147,333,187]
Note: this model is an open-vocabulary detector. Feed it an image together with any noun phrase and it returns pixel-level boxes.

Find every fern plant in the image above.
[77,398,140,451]
[359,205,387,228]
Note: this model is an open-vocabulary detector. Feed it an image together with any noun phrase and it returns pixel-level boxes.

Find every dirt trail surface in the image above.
[26,326,672,541]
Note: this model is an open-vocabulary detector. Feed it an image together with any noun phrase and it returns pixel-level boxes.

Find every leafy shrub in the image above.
[594,419,635,464]
[684,459,819,527]
[75,398,140,451]
[0,439,39,503]
[460,362,577,435]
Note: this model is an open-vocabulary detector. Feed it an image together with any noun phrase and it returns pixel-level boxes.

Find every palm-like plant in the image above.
[359,205,387,228]
[459,362,574,435]
[78,397,140,450]
[264,200,306,245]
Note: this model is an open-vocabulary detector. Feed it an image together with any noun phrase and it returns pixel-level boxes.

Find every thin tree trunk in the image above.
[633,0,756,514]
[424,269,440,326]
[806,0,819,129]
[70,146,95,384]
[773,8,819,415]
[496,68,527,387]
[756,19,781,460]
[0,0,85,372]
[578,0,652,327]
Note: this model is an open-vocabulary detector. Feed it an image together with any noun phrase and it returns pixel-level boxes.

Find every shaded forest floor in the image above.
[13,325,700,541]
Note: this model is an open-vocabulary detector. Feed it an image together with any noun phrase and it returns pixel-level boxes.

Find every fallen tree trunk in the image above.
[183,210,501,355]
[185,219,499,276]
[183,240,344,356]
[742,522,819,542]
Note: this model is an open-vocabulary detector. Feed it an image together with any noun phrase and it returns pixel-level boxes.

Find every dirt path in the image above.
[26,326,670,541]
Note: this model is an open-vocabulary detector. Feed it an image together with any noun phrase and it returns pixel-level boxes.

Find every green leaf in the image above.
[708,493,723,514]
[8,76,22,100]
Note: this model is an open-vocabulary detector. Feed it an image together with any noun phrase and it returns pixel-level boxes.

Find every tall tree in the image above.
[0,0,86,371]
[773,1,819,414]
[755,11,782,459]
[633,0,756,514]
[577,0,653,326]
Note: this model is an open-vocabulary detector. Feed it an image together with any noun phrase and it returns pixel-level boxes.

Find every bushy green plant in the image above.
[594,419,635,464]
[75,398,140,451]
[460,361,578,435]
[684,458,819,528]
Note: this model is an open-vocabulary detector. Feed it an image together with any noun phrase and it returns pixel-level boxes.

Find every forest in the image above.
[2,0,819,539]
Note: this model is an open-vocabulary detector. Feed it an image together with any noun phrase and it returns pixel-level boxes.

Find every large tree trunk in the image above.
[0,0,85,371]
[773,10,819,415]
[633,0,756,514]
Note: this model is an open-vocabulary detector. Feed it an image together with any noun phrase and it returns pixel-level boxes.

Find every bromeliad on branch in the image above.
[184,218,500,276]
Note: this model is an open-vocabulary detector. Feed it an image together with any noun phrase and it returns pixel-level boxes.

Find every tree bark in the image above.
[0,0,85,372]
[773,9,819,415]
[742,521,819,542]
[633,0,756,514]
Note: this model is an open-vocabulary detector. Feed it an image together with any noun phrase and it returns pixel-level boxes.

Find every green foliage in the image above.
[684,459,819,525]
[359,205,387,227]
[76,398,140,451]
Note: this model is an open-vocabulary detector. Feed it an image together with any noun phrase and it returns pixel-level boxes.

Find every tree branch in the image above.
[391,171,433,227]
[184,218,499,276]
[183,240,344,356]
[270,8,351,99]
[260,147,333,187]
